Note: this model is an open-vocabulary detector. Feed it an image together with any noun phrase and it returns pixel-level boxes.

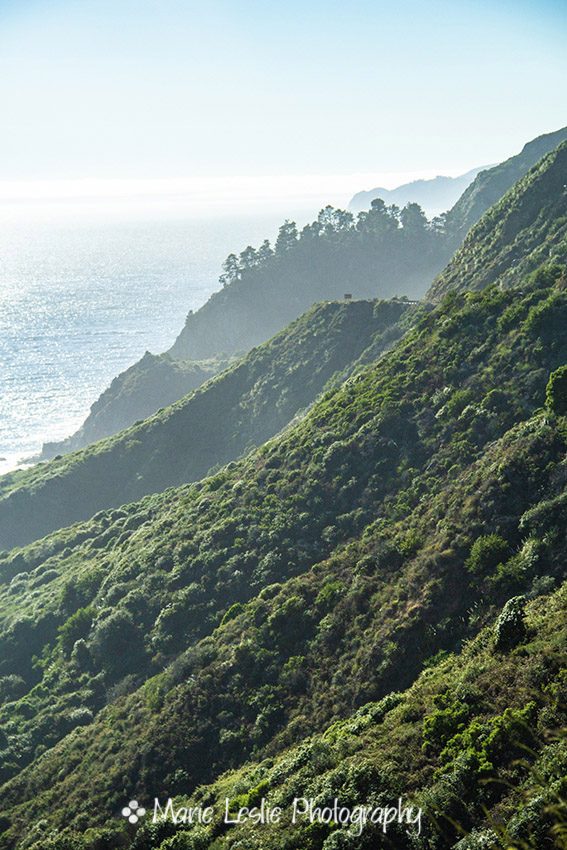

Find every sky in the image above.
[0,0,565,212]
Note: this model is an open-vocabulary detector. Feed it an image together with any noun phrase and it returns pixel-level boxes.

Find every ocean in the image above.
[0,211,293,475]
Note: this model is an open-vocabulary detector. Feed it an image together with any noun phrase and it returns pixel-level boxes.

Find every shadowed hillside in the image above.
[40,129,567,458]
[40,353,227,460]
[0,299,413,550]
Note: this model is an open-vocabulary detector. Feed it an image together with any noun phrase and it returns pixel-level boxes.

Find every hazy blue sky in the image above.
[0,0,565,202]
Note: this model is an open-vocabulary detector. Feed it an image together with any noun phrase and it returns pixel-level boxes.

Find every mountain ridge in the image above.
[444,125,567,238]
[429,140,567,299]
[348,166,486,215]
[0,298,414,550]
[0,129,567,850]
[31,128,567,458]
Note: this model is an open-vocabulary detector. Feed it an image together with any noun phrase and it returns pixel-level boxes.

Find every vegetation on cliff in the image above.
[0,299,413,550]
[40,353,226,459]
[430,141,567,299]
[0,261,566,848]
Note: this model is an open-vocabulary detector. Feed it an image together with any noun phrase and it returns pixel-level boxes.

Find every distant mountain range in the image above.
[348,166,489,216]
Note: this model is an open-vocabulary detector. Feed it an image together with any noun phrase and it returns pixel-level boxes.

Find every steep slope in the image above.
[444,125,567,238]
[40,352,226,459]
[0,269,566,848]
[429,141,567,299]
[0,299,412,551]
[349,166,485,215]
[88,584,567,850]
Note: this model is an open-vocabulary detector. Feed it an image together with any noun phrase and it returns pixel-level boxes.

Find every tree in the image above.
[219,253,241,287]
[400,202,428,235]
[316,205,354,236]
[358,199,399,237]
[275,220,298,254]
[241,245,260,270]
[546,365,567,416]
[257,239,273,265]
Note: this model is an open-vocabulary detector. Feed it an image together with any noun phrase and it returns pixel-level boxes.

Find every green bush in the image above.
[466,534,510,576]
[494,596,527,651]
[546,365,567,416]
[89,610,145,678]
[441,702,536,775]
[423,692,472,753]
[58,607,94,657]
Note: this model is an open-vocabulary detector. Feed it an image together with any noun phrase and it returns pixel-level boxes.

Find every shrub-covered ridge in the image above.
[0,267,566,847]
[429,141,567,299]
[0,299,412,551]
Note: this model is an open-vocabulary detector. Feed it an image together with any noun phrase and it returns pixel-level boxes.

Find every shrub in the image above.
[221,602,244,625]
[423,692,471,753]
[466,534,510,576]
[545,365,567,416]
[441,702,536,774]
[90,610,145,678]
[70,639,92,672]
[58,607,94,656]
[494,596,527,651]
[0,674,27,705]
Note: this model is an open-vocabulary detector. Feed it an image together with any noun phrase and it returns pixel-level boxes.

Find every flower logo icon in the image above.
[122,800,146,824]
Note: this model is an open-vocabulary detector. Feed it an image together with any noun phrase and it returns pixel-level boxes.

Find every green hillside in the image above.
[19,137,562,557]
[169,128,567,362]
[0,262,566,848]
[40,353,226,460]
[444,126,567,238]
[86,581,567,850]
[429,142,567,299]
[0,299,412,551]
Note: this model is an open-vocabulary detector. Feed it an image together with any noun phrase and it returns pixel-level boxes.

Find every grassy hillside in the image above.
[444,126,567,238]
[0,299,412,551]
[429,142,567,300]
[94,582,567,850]
[0,266,566,848]
[40,353,227,459]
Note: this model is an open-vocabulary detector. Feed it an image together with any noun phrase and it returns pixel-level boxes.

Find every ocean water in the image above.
[0,212,288,475]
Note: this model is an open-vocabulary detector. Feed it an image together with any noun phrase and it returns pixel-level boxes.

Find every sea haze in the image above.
[0,212,288,475]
